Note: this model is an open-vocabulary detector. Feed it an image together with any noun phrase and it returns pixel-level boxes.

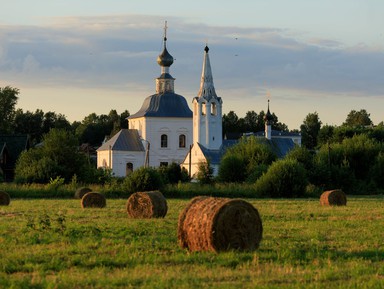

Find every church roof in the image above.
[97,129,144,152]
[198,136,296,165]
[197,140,238,166]
[129,92,192,119]
[257,138,297,158]
[253,130,301,137]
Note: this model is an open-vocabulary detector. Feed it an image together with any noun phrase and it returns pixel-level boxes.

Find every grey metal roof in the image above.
[257,138,296,158]
[253,130,301,137]
[198,137,296,165]
[197,140,238,166]
[97,129,145,152]
[129,92,193,119]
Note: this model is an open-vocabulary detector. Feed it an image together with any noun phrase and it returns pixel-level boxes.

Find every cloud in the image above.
[0,14,383,108]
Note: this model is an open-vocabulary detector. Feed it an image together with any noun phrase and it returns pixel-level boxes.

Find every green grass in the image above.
[0,197,383,288]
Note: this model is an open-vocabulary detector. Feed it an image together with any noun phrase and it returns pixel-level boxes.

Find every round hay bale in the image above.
[75,187,92,199]
[320,189,347,206]
[81,192,106,208]
[0,191,10,206]
[126,191,168,218]
[178,196,263,252]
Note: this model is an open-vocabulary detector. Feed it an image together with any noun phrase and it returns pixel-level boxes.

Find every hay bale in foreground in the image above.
[320,189,347,206]
[126,191,167,218]
[0,191,10,206]
[81,192,106,208]
[178,196,263,252]
[75,187,92,199]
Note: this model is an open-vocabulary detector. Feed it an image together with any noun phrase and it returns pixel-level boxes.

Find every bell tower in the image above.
[192,45,222,150]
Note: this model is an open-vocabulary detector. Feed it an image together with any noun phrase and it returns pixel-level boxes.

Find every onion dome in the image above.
[157,37,174,67]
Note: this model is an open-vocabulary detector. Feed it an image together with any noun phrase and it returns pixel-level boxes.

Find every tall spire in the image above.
[197,45,218,100]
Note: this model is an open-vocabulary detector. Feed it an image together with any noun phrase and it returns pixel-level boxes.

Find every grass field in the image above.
[0,196,383,288]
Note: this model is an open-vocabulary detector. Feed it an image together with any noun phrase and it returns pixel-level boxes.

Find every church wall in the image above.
[142,117,192,167]
[97,149,145,177]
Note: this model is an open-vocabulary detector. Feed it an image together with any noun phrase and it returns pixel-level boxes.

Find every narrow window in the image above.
[161,134,168,148]
[202,102,206,115]
[126,162,133,176]
[160,162,168,167]
[179,134,186,148]
[211,102,217,115]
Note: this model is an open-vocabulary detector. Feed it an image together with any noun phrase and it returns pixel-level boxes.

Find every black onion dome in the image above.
[129,92,192,118]
[157,45,174,67]
[264,100,274,122]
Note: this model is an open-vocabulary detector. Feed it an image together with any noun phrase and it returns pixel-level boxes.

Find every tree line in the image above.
[0,86,129,146]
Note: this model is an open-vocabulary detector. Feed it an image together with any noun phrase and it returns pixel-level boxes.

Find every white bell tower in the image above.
[192,45,222,150]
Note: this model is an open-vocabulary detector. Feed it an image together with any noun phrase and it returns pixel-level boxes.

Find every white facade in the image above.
[97,149,144,177]
[129,116,192,167]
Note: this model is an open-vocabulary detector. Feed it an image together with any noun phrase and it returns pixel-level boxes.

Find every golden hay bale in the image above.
[74,187,92,199]
[320,189,347,206]
[0,191,10,206]
[126,191,168,218]
[81,192,106,208]
[178,196,263,252]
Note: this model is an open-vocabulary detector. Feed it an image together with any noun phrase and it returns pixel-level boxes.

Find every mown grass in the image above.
[0,197,383,288]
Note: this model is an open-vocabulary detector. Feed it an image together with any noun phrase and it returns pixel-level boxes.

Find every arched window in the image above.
[161,134,168,148]
[126,163,133,176]
[179,134,186,148]
[211,102,217,115]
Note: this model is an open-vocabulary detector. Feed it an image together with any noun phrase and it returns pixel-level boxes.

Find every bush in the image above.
[196,161,214,185]
[218,155,246,183]
[218,136,276,183]
[255,159,308,198]
[123,167,164,193]
[157,162,189,184]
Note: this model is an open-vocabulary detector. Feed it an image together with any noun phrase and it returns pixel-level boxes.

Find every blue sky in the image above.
[1,0,383,129]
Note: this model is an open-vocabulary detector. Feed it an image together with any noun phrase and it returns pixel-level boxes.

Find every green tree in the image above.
[12,109,44,144]
[15,129,93,183]
[0,86,19,133]
[255,158,308,198]
[218,155,246,183]
[300,112,322,150]
[196,161,214,185]
[343,109,373,127]
[222,111,240,137]
[123,167,164,193]
[219,136,276,182]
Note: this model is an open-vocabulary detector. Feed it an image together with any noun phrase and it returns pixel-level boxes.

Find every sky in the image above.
[0,0,383,130]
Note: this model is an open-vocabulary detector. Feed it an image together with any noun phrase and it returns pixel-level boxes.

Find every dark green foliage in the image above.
[75,110,130,147]
[255,159,308,198]
[15,129,95,183]
[369,152,384,191]
[0,86,19,133]
[314,134,383,194]
[343,109,373,127]
[285,146,315,182]
[218,155,246,182]
[157,162,189,184]
[300,112,321,150]
[219,136,276,183]
[196,161,214,185]
[123,167,164,193]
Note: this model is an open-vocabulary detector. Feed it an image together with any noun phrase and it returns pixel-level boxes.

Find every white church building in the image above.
[97,24,300,178]
[97,26,193,176]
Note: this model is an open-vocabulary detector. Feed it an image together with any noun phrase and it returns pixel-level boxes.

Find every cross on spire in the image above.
[164,21,168,41]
